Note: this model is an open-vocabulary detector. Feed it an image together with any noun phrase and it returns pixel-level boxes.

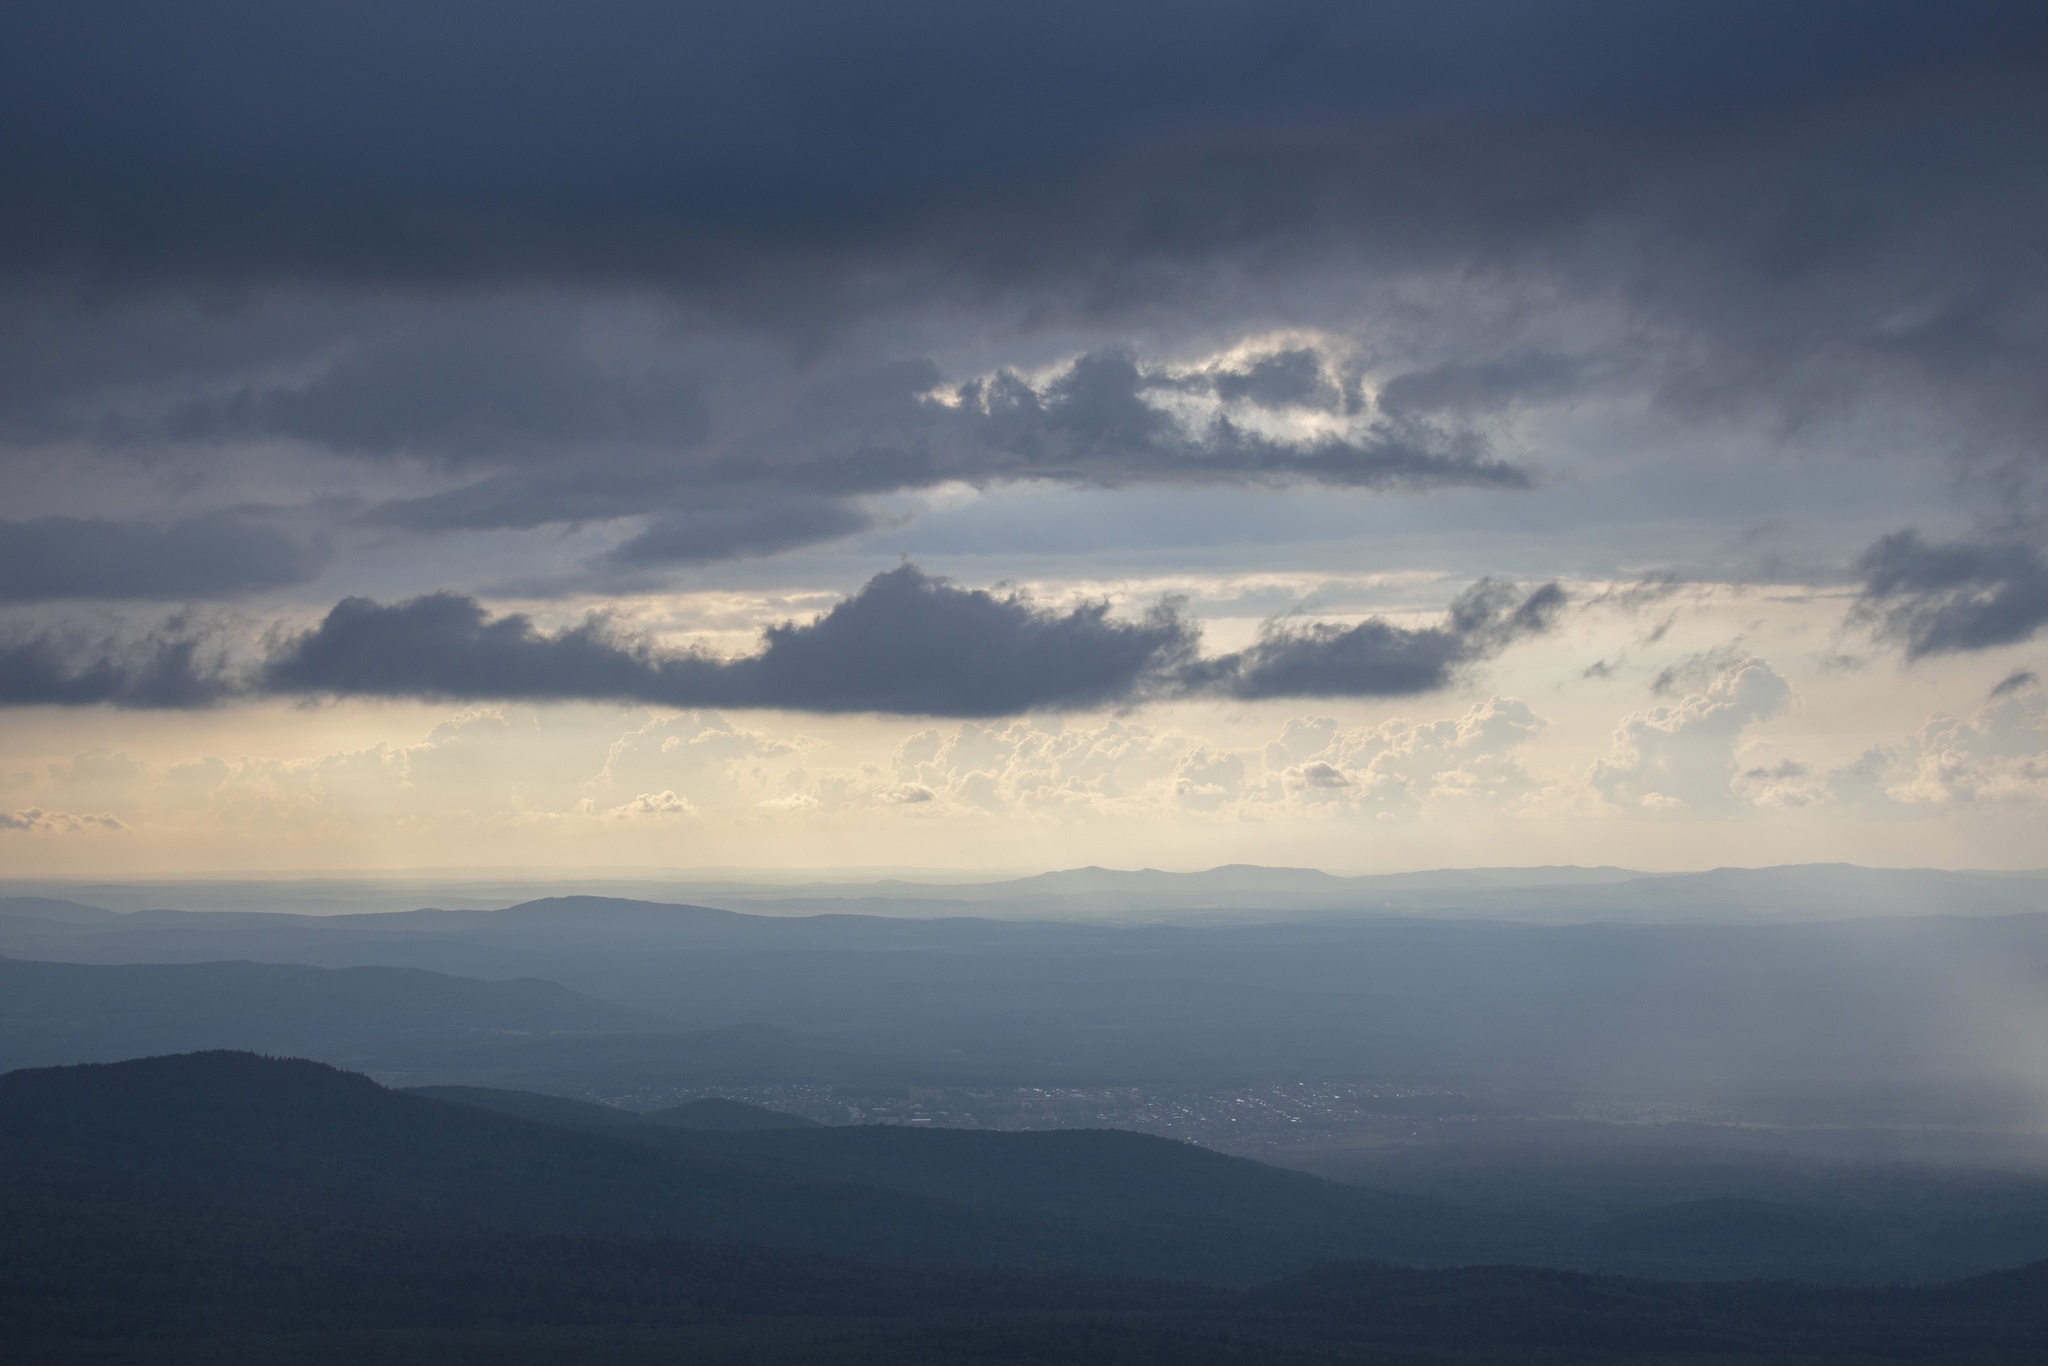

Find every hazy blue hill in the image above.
[646,1096,822,1129]
[7,874,2048,1128]
[420,1081,1487,1267]
[0,1051,1487,1282]
[992,864,1351,895]
[1502,864,2048,923]
[451,895,755,930]
[648,1124,1493,1272]
[0,897,121,923]
[1284,1137,2048,1284]
[0,955,652,1071]
[405,1085,820,1132]
[373,1021,935,1091]
[402,1084,656,1133]
[1569,1198,1870,1279]
[0,898,129,952]
[0,1052,1127,1273]
[941,864,1649,900]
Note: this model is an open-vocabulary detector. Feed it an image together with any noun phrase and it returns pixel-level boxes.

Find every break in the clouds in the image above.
[168,342,1523,559]
[1590,658,1795,814]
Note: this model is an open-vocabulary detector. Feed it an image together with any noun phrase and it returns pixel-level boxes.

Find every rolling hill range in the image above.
[12,863,2045,923]
[0,1051,1483,1284]
[3,1051,2047,1365]
[0,955,650,1071]
[419,1080,2048,1286]
[7,888,2047,1124]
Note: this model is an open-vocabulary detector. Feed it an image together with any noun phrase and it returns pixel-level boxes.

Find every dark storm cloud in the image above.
[1375,354,1583,417]
[1188,580,1566,700]
[1852,531,2048,657]
[0,515,326,602]
[726,565,1200,715]
[0,631,229,708]
[168,323,710,464]
[3,1,2039,289]
[350,347,1522,545]
[0,565,1562,713]
[946,351,1521,490]
[263,565,1200,716]
[1990,669,2038,698]
[1,1,2040,460]
[4,0,2046,600]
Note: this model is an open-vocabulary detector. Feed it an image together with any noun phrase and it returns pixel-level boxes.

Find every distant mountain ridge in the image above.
[409,1085,821,1131]
[12,863,2048,926]
[893,863,1648,898]
[0,897,123,923]
[7,877,2048,1111]
[0,955,653,1072]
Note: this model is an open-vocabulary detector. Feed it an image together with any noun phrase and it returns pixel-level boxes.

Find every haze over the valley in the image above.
[3,5,2047,1362]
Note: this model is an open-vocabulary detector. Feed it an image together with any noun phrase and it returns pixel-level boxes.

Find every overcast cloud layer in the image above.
[1,2,2045,868]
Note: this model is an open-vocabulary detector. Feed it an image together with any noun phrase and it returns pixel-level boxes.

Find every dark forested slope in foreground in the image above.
[2,1054,2047,1365]
[0,1051,1480,1284]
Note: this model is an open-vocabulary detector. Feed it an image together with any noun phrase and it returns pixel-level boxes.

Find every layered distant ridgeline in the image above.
[2,1052,2046,1365]
[6,870,2048,1304]
[7,870,2048,1118]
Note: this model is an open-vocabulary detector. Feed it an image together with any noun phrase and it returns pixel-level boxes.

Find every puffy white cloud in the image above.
[1732,758,1823,808]
[1589,657,1792,813]
[142,710,607,832]
[1877,684,2048,805]
[1246,698,1549,816]
[875,700,1550,824]
[1171,747,1248,812]
[888,718,1193,819]
[604,790,695,819]
[1313,696,1547,812]
[588,711,808,811]
[47,748,145,786]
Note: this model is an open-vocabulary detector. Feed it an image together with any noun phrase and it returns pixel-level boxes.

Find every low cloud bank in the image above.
[1194,580,1565,700]
[0,565,1564,715]
[0,632,233,707]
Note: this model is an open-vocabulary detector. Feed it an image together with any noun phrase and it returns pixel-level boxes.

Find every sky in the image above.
[2,0,2046,876]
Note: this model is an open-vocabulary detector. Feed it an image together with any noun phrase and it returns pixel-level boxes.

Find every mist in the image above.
[6,2,2048,1362]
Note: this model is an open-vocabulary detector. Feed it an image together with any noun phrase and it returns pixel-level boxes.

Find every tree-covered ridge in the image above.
[5,1051,2047,1363]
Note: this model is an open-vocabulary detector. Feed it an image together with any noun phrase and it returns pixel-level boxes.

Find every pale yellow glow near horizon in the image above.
[1,582,2042,877]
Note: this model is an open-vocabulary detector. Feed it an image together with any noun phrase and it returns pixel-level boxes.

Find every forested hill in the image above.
[0,1050,1480,1283]
[4,1051,2048,1364]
